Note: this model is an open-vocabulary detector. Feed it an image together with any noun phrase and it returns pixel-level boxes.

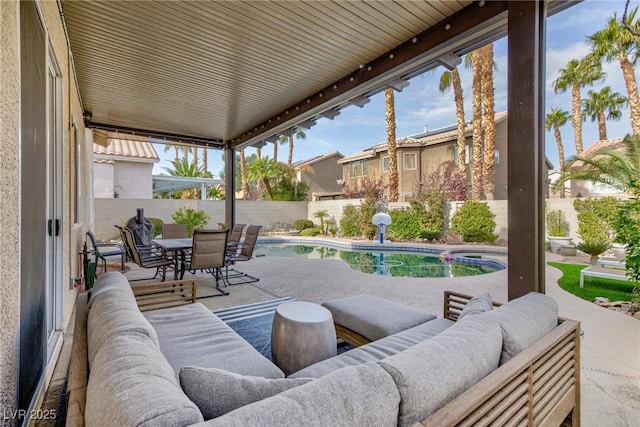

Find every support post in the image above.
[224,146,236,229]
[507,0,547,299]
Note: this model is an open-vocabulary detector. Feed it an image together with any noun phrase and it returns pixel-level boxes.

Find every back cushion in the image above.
[487,292,558,364]
[378,315,502,427]
[199,363,400,427]
[86,332,203,427]
[87,271,136,310]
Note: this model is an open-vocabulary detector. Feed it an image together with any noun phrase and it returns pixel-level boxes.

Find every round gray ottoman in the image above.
[271,301,337,375]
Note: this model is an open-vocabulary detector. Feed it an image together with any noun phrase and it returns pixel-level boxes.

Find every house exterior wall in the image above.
[94,163,115,198]
[115,161,154,199]
[300,155,343,199]
[1,0,90,416]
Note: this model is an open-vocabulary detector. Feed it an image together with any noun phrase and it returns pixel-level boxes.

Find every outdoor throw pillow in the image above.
[458,293,493,320]
[180,366,313,419]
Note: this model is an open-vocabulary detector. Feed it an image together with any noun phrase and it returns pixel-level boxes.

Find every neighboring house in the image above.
[547,170,570,199]
[93,134,159,199]
[293,151,344,200]
[569,137,628,198]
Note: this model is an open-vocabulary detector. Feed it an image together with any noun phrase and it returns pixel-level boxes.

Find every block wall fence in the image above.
[94,197,586,244]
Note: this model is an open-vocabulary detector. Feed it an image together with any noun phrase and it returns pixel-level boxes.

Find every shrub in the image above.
[450,201,497,243]
[546,209,568,237]
[388,208,420,241]
[359,191,379,240]
[293,219,314,231]
[300,227,321,236]
[171,206,210,237]
[574,197,620,242]
[148,217,164,238]
[416,191,446,240]
[340,205,360,237]
[613,199,640,283]
[577,240,611,262]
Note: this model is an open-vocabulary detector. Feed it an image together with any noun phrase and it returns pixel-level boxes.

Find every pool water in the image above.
[254,244,503,278]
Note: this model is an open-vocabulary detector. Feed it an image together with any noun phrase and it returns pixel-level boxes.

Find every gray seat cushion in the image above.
[378,315,502,427]
[194,363,401,427]
[322,295,436,341]
[86,331,204,427]
[181,367,313,420]
[290,317,454,378]
[487,292,559,364]
[144,303,285,378]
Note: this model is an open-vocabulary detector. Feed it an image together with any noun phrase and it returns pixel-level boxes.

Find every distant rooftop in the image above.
[93,132,159,162]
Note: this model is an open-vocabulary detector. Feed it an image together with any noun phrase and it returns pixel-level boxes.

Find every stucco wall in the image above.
[115,161,154,199]
[94,163,115,198]
[1,0,21,415]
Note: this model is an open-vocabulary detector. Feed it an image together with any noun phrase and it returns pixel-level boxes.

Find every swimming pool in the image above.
[254,243,504,278]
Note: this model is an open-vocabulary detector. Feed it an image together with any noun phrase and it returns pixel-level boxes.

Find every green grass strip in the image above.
[548,262,636,302]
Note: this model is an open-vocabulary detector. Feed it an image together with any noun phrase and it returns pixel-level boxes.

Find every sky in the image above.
[152,0,636,177]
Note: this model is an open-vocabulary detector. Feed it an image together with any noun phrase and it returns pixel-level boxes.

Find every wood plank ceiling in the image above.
[63,1,564,150]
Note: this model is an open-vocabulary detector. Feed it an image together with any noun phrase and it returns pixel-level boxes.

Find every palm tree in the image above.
[557,134,640,196]
[546,108,571,198]
[162,158,204,177]
[471,49,483,200]
[553,56,605,154]
[589,8,640,135]
[247,156,279,200]
[192,147,199,172]
[287,129,307,167]
[313,209,329,235]
[163,143,181,162]
[439,66,466,172]
[202,147,209,177]
[239,149,248,199]
[384,88,399,202]
[582,87,628,141]
[481,43,496,198]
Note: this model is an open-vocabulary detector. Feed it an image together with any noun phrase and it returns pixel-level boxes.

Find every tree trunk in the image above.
[554,127,566,198]
[263,178,273,200]
[193,147,199,172]
[240,149,248,199]
[203,148,208,176]
[471,51,483,200]
[571,84,583,154]
[288,135,294,166]
[174,146,179,162]
[597,110,607,141]
[481,44,495,198]
[273,140,278,163]
[452,67,466,173]
[620,56,640,135]
[385,88,399,202]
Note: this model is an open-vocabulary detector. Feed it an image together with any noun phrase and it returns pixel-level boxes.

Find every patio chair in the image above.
[86,230,125,273]
[179,229,230,297]
[226,224,262,284]
[226,223,246,256]
[162,223,188,239]
[118,225,173,281]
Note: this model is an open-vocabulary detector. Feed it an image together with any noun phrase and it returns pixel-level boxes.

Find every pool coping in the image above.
[256,236,506,271]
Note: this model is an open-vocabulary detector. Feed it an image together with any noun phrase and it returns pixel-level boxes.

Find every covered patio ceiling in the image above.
[61,0,571,151]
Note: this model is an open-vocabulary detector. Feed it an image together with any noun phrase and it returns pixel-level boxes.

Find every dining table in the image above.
[151,238,193,280]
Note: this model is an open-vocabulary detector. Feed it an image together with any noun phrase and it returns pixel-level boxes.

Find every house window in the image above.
[349,160,367,178]
[454,145,471,165]
[381,156,390,173]
[494,149,500,165]
[403,153,417,170]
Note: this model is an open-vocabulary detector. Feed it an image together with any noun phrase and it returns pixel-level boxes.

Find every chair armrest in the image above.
[443,290,502,321]
[131,280,196,311]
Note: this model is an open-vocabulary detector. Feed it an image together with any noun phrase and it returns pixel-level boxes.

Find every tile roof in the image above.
[339,111,508,163]
[293,151,344,168]
[93,132,159,161]
[580,137,625,157]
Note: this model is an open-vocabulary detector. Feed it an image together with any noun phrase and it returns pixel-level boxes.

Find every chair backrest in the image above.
[115,225,134,261]
[190,229,229,269]
[162,223,188,239]
[86,230,99,252]
[120,226,144,266]
[228,223,246,245]
[240,225,262,257]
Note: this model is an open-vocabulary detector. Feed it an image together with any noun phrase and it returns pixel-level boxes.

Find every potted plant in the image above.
[577,240,612,264]
[546,209,572,253]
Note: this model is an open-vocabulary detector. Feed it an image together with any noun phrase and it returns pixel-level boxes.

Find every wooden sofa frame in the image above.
[66,287,580,427]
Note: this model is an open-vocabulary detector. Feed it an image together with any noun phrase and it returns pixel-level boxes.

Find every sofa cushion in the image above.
[290,317,454,379]
[86,331,204,427]
[87,291,159,368]
[487,292,558,364]
[194,363,401,427]
[180,367,313,420]
[143,303,285,378]
[322,295,436,341]
[458,293,493,320]
[378,315,502,427]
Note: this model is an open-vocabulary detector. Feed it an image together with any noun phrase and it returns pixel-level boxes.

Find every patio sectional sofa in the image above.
[66,271,581,426]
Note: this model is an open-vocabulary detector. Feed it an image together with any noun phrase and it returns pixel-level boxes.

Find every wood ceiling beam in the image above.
[230,0,508,149]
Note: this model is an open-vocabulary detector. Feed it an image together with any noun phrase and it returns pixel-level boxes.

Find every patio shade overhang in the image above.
[62,0,540,150]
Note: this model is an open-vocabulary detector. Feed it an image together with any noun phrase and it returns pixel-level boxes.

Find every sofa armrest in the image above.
[443,291,502,322]
[131,280,196,312]
[419,318,581,427]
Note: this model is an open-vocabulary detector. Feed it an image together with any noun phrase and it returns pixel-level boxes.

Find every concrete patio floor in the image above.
[39,243,640,426]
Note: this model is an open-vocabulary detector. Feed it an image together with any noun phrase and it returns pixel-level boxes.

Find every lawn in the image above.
[548,262,636,302]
